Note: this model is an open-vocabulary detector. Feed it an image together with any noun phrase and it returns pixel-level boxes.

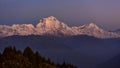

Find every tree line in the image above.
[0,46,77,68]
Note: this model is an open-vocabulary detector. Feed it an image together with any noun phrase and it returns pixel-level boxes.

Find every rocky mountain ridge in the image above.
[0,16,119,38]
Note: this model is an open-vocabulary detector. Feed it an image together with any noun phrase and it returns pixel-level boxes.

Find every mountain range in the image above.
[0,16,120,68]
[0,16,119,38]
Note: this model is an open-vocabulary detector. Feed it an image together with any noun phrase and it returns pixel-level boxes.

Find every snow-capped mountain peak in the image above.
[79,23,99,30]
[36,16,61,29]
[36,16,72,35]
[87,23,98,28]
[45,16,58,21]
[39,16,59,24]
[0,16,119,38]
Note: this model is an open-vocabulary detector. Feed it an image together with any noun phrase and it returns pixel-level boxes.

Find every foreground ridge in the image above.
[0,46,77,68]
[0,16,119,38]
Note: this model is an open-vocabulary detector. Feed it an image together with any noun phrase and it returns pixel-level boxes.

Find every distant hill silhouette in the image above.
[98,54,120,68]
[0,35,120,68]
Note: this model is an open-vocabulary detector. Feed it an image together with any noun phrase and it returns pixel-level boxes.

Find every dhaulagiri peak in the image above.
[37,16,98,27]
[0,16,119,38]
[36,16,61,28]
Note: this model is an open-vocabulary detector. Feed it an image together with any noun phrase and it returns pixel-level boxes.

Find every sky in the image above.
[0,0,120,30]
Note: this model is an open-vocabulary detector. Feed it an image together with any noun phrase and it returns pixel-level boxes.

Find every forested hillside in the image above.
[0,46,77,68]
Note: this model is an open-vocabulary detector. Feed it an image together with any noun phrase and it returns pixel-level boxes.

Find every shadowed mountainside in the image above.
[98,54,120,68]
[0,35,120,68]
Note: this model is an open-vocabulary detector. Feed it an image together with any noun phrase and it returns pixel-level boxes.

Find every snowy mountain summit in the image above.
[0,16,119,38]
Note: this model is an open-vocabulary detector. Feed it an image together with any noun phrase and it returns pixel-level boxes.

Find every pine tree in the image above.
[0,46,33,68]
[23,47,36,68]
[2,46,15,60]
[35,51,43,67]
[0,52,1,58]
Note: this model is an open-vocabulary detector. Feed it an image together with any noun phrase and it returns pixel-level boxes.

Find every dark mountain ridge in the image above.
[0,35,120,68]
